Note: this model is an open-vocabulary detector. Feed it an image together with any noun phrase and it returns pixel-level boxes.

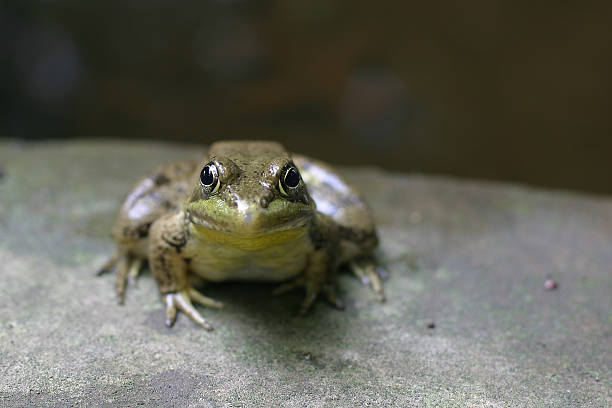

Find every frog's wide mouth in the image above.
[185,198,313,236]
[187,211,310,235]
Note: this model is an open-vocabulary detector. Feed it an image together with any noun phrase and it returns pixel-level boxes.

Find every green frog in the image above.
[98,141,385,329]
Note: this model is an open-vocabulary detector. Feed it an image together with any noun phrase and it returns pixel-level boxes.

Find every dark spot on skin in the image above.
[308,222,327,250]
[337,225,378,247]
[153,174,171,185]
[137,222,153,238]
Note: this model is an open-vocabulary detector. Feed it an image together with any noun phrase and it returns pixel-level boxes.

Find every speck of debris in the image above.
[544,279,558,290]
[301,352,312,361]
[426,321,436,329]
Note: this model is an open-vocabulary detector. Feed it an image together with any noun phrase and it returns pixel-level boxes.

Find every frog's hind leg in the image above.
[349,259,387,302]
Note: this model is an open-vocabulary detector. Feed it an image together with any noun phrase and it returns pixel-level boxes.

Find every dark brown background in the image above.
[2,1,611,193]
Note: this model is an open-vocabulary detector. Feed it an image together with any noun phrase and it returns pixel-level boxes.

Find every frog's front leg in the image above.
[274,248,344,314]
[149,213,223,330]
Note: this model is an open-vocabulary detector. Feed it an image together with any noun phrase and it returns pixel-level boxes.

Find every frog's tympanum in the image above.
[99,141,385,329]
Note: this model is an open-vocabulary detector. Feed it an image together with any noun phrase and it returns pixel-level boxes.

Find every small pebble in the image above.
[426,321,436,329]
[544,280,558,290]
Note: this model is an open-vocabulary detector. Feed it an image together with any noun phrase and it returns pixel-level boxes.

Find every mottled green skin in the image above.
[103,141,383,329]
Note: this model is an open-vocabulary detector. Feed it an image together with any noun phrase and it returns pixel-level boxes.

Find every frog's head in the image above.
[185,141,314,236]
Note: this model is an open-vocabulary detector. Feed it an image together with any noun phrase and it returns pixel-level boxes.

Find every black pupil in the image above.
[200,166,214,186]
[284,167,300,188]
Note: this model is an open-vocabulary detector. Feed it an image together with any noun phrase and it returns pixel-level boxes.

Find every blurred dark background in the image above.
[2,1,611,194]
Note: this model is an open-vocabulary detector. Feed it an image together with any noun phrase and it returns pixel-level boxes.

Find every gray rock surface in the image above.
[0,140,610,407]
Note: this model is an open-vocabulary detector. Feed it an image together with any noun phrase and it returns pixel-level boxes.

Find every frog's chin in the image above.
[186,211,311,237]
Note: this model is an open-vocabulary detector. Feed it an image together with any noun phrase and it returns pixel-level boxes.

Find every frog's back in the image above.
[112,161,197,257]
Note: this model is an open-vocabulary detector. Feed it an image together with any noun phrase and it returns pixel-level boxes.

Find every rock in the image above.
[0,140,610,407]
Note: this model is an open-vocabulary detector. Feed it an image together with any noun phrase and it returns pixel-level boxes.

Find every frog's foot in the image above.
[113,254,143,305]
[164,288,223,330]
[273,276,345,315]
[349,259,386,302]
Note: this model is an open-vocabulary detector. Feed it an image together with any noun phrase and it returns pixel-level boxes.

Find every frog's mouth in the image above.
[185,198,313,236]
[186,211,310,235]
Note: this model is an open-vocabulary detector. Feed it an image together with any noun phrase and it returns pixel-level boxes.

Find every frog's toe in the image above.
[275,277,343,314]
[300,277,343,315]
[115,254,130,304]
[272,276,305,295]
[323,284,345,310]
[188,288,224,309]
[298,287,319,316]
[114,255,143,304]
[272,277,319,314]
[164,291,214,330]
[127,258,143,285]
[350,260,386,302]
[95,252,119,276]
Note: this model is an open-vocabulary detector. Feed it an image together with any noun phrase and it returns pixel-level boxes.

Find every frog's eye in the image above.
[200,162,220,195]
[279,165,301,196]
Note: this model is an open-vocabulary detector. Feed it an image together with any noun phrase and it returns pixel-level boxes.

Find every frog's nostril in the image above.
[259,191,275,208]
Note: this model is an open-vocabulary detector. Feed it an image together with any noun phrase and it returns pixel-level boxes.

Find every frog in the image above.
[98,141,385,329]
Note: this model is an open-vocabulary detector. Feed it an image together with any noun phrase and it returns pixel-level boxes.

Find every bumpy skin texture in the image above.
[99,141,385,329]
